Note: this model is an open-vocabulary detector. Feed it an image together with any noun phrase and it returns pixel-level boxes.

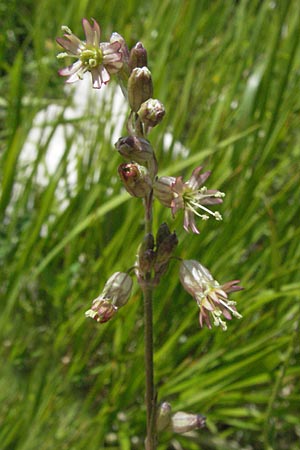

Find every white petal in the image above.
[59,60,82,76]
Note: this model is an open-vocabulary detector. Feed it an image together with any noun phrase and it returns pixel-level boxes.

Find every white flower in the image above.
[56,18,123,88]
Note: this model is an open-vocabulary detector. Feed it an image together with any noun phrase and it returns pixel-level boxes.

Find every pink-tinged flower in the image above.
[180,260,243,331]
[56,19,123,88]
[85,298,118,323]
[153,166,225,234]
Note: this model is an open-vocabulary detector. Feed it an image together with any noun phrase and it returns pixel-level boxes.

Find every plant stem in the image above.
[143,280,156,449]
[143,192,157,450]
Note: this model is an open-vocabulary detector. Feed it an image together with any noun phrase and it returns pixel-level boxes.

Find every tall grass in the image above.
[1,1,300,449]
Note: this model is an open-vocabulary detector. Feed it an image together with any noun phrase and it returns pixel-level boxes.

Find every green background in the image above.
[1,0,300,449]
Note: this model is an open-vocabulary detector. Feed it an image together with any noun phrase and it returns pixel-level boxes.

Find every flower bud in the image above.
[85,298,118,323]
[156,223,172,248]
[118,162,152,197]
[115,136,154,164]
[138,249,156,278]
[129,42,148,72]
[154,223,178,273]
[154,232,178,271]
[128,67,153,112]
[141,233,155,252]
[153,176,176,208]
[156,402,172,432]
[137,233,156,277]
[137,98,165,131]
[153,240,177,285]
[115,136,158,178]
[171,411,206,434]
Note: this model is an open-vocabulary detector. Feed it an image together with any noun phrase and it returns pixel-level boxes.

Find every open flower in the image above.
[56,18,123,88]
[153,166,225,234]
[180,260,242,331]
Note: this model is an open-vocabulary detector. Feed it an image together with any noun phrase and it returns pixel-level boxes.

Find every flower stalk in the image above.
[57,17,243,450]
[143,277,156,450]
[142,189,157,449]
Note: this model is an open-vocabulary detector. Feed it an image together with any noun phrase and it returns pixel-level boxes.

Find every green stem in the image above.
[143,191,157,450]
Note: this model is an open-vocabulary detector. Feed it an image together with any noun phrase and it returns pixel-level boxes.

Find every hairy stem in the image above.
[143,192,157,450]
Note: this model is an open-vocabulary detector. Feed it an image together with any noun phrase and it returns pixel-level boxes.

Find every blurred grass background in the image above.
[1,0,300,449]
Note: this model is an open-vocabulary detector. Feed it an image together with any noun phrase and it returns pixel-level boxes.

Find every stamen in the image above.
[218,298,242,318]
[188,200,222,220]
[61,25,72,34]
[57,52,70,59]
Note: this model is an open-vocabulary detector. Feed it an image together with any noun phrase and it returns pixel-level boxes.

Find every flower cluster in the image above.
[136,223,178,286]
[57,16,244,449]
[56,18,243,333]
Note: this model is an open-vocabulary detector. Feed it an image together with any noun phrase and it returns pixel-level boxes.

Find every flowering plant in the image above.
[57,17,243,450]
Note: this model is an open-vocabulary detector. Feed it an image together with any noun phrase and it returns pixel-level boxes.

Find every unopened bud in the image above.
[156,223,171,248]
[85,298,117,323]
[115,136,158,178]
[138,98,165,131]
[150,224,177,283]
[115,136,154,164]
[156,402,172,432]
[154,232,178,270]
[137,233,155,276]
[141,233,155,251]
[129,42,148,72]
[155,223,178,269]
[138,249,155,277]
[118,162,152,197]
[128,67,153,112]
[171,411,206,434]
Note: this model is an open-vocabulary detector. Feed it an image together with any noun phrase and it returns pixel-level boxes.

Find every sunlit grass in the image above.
[1,1,300,449]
